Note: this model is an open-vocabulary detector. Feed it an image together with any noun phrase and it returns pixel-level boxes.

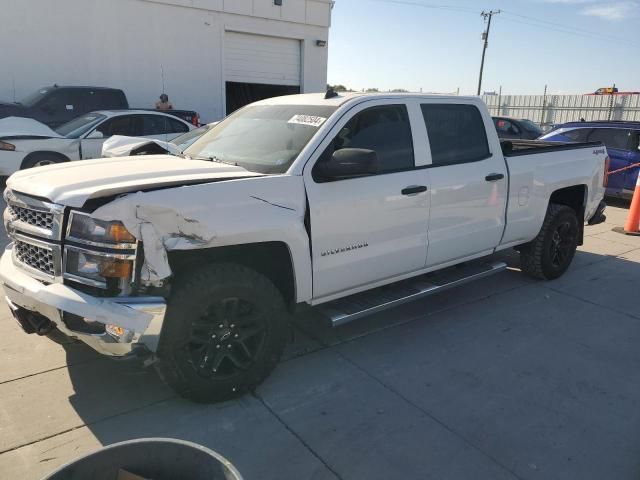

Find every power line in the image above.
[370,0,477,14]
[499,16,640,48]
[500,9,640,47]
[368,0,640,48]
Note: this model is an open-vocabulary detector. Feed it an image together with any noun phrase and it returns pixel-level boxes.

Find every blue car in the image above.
[540,121,640,199]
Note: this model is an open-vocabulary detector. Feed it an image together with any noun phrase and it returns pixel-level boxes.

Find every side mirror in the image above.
[86,130,104,140]
[315,148,378,180]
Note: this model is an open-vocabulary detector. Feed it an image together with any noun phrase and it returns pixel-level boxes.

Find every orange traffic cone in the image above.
[623,171,640,235]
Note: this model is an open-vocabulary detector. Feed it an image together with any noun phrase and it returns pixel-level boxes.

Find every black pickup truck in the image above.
[0,85,200,128]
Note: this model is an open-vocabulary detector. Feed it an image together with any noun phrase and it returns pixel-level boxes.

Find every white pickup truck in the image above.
[0,93,607,403]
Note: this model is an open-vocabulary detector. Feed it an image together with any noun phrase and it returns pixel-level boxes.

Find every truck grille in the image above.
[5,190,65,281]
[14,239,56,277]
[8,204,54,231]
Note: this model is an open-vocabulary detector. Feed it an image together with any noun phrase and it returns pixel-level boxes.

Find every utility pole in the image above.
[540,84,547,125]
[477,10,500,96]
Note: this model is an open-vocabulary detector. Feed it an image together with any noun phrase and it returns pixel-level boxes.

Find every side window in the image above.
[167,118,189,134]
[69,90,92,114]
[587,128,632,150]
[96,116,137,137]
[97,90,127,109]
[319,105,415,175]
[421,104,490,166]
[494,118,519,135]
[40,91,73,112]
[563,128,591,142]
[142,115,170,135]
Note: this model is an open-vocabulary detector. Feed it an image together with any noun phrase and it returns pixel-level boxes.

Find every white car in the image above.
[101,123,217,158]
[0,110,193,175]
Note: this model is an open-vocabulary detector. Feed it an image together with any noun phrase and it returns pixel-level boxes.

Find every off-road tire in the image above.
[519,204,579,280]
[155,263,289,403]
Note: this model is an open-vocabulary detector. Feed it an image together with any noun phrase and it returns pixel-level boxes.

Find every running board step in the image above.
[319,261,508,326]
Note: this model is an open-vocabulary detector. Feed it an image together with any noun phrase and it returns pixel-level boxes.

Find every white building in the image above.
[0,0,333,122]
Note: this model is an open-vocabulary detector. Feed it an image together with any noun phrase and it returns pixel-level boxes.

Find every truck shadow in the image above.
[57,246,639,477]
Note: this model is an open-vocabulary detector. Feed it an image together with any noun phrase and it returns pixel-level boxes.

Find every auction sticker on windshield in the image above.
[288,115,327,128]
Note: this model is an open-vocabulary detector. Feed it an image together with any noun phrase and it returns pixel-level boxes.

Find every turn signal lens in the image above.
[108,223,136,243]
[100,260,133,278]
[106,324,135,343]
[108,325,125,336]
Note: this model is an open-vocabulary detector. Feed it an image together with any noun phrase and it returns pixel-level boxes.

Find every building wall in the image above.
[0,0,332,122]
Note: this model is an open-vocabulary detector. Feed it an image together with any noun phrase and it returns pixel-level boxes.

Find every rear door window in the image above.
[421,104,490,166]
[97,90,128,109]
[561,128,591,142]
[69,90,94,114]
[142,115,172,136]
[96,115,139,137]
[587,128,632,150]
[167,118,189,134]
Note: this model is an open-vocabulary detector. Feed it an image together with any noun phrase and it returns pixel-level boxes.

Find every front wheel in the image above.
[519,204,579,280]
[155,263,289,403]
[21,153,65,169]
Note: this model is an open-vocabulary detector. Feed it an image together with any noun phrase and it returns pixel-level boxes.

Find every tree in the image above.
[327,84,348,92]
[391,88,409,93]
[365,88,379,93]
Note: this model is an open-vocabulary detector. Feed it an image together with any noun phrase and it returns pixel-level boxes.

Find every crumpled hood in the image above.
[6,155,262,207]
[101,135,179,158]
[0,116,62,139]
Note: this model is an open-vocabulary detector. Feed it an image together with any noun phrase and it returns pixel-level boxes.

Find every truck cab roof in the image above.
[252,92,479,108]
[45,85,123,91]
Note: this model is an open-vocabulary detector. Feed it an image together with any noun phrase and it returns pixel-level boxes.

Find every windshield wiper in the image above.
[191,155,239,167]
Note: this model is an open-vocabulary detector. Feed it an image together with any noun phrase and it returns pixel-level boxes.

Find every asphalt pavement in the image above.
[0,202,639,479]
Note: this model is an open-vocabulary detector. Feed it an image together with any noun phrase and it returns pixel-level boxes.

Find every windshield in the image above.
[55,114,106,138]
[171,124,215,151]
[184,105,338,174]
[519,119,543,135]
[19,88,50,107]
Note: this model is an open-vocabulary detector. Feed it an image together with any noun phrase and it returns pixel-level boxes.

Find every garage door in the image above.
[225,31,301,86]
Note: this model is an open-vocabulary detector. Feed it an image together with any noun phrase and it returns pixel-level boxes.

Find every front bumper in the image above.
[0,151,26,177]
[0,247,166,357]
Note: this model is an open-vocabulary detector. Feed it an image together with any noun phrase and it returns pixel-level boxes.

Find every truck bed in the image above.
[501,139,604,156]
[499,139,607,249]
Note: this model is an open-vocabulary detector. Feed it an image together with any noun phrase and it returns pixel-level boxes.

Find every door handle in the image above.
[485,173,505,182]
[401,185,428,195]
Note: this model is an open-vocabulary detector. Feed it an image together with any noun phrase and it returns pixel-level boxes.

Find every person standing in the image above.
[155,94,173,111]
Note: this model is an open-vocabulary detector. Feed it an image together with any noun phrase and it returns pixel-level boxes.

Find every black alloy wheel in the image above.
[187,297,267,378]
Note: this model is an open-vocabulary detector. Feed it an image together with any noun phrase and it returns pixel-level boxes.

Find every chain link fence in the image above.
[482,94,640,128]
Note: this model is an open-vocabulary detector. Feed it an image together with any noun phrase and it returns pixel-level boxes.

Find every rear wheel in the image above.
[155,263,289,403]
[519,204,579,280]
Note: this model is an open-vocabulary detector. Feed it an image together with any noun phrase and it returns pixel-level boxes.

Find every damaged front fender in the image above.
[92,175,312,301]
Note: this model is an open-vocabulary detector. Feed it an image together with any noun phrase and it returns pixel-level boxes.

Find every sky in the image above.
[326,0,640,95]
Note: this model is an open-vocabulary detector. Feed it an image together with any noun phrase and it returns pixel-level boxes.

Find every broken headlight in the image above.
[64,212,137,290]
[67,211,136,247]
[64,247,134,287]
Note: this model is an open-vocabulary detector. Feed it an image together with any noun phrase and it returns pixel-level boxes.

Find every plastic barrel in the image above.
[43,438,243,480]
